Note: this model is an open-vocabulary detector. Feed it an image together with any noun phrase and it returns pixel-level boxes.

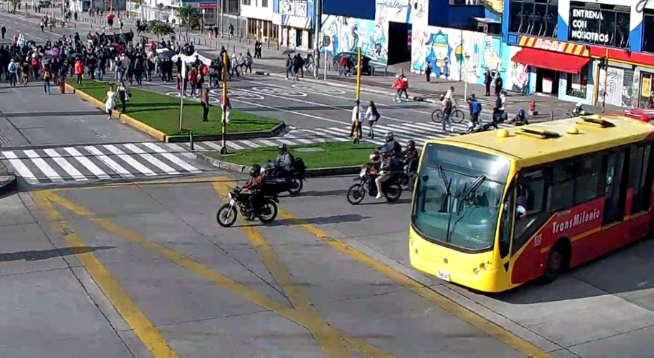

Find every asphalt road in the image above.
[1,176,653,358]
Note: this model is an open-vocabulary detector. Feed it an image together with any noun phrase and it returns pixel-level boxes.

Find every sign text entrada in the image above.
[570,8,610,44]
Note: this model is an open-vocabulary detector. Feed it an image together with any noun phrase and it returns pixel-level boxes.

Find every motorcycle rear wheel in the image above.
[384,184,403,202]
[217,204,238,227]
[288,178,303,196]
[347,183,366,205]
[258,199,278,223]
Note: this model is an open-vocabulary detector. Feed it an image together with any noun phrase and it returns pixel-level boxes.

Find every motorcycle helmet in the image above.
[369,152,381,164]
[250,164,261,177]
[278,143,287,154]
[385,132,394,142]
[518,108,525,117]
[407,140,415,149]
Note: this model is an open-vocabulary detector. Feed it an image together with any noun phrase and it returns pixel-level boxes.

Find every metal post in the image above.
[190,131,194,150]
[220,52,228,154]
[312,0,321,79]
[601,48,609,113]
[353,47,362,144]
[463,55,469,100]
[323,45,327,81]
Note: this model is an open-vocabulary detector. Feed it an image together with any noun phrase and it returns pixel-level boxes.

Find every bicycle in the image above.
[431,105,466,124]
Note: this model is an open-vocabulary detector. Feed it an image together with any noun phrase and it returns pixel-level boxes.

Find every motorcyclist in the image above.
[375,153,401,199]
[379,132,402,157]
[242,164,265,220]
[273,144,294,178]
[571,102,586,117]
[400,140,419,177]
[510,108,529,126]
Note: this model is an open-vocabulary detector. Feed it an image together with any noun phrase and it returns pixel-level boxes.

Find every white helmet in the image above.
[369,152,380,164]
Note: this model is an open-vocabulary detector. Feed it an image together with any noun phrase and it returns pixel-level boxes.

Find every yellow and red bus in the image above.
[410,111,654,293]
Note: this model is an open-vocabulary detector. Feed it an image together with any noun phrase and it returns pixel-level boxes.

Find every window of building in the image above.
[262,0,267,6]
[509,0,558,38]
[568,2,630,48]
[566,65,589,99]
[643,10,654,53]
[242,0,250,5]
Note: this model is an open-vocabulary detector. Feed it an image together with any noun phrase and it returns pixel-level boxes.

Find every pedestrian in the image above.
[442,95,454,133]
[188,67,198,96]
[74,58,84,85]
[20,61,30,86]
[117,81,130,113]
[7,59,18,87]
[229,23,234,38]
[484,69,492,96]
[0,25,5,39]
[58,65,67,94]
[42,65,51,94]
[200,85,210,122]
[494,74,503,96]
[230,54,239,77]
[399,76,409,100]
[339,55,349,76]
[40,20,45,32]
[104,85,116,120]
[467,94,481,127]
[349,100,363,138]
[425,63,432,83]
[220,90,231,123]
[365,101,381,139]
[245,50,253,73]
[285,54,293,80]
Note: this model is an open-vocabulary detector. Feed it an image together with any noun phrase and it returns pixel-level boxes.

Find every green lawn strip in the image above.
[67,79,279,136]
[214,142,378,169]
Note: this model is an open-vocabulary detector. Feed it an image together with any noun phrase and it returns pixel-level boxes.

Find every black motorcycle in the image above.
[216,186,279,227]
[347,164,402,205]
[263,159,306,196]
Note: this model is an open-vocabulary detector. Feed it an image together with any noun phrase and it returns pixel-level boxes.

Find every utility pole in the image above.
[312,0,321,79]
[219,0,223,36]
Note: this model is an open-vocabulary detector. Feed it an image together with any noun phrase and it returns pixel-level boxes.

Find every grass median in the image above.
[213,142,378,169]
[68,79,279,136]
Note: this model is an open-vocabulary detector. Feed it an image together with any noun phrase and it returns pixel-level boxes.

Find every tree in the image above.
[9,0,21,13]
[148,20,174,39]
[175,5,201,41]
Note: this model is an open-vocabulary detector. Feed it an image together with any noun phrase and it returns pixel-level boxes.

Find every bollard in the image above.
[550,110,554,121]
[189,131,194,151]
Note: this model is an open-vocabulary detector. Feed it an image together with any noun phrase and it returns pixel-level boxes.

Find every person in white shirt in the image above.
[349,100,363,138]
[365,101,381,138]
[444,86,458,108]
[104,85,116,120]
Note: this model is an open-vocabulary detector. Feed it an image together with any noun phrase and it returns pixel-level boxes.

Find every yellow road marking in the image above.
[54,176,234,191]
[212,182,351,358]
[31,191,182,358]
[276,209,557,358]
[46,191,399,358]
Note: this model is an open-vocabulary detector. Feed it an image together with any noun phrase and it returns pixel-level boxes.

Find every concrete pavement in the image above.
[0,176,652,358]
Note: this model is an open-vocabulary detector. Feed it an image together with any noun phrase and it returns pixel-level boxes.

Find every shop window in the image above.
[566,65,589,99]
[509,0,558,38]
[643,11,654,53]
[568,2,630,48]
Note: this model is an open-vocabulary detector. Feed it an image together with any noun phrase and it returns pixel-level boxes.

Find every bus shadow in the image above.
[493,238,654,304]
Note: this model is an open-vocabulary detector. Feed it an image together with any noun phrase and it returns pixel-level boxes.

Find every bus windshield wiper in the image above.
[459,175,486,202]
[437,165,451,196]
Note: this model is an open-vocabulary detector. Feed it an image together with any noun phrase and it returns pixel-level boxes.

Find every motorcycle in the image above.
[347,164,403,205]
[216,186,279,227]
[464,119,499,134]
[262,159,306,196]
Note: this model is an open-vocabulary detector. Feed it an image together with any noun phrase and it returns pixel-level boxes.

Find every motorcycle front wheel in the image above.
[217,204,238,227]
[288,178,303,196]
[258,199,278,223]
[347,183,366,205]
[384,184,403,202]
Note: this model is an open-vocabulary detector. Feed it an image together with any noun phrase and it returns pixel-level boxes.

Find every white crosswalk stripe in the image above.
[1,142,206,185]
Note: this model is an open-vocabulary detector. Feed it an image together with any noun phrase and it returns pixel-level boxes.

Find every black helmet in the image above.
[407,140,415,148]
[278,143,287,153]
[250,164,261,177]
[385,132,394,142]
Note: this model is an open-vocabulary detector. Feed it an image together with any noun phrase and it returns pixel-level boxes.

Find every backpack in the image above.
[9,63,16,72]
[293,157,305,174]
[31,58,38,66]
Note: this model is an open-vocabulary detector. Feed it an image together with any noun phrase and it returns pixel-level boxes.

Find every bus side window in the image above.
[547,161,574,212]
[499,184,515,259]
[512,169,547,256]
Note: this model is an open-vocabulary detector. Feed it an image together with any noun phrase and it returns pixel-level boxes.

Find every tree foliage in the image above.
[148,20,175,39]
[10,0,21,13]
[175,5,201,39]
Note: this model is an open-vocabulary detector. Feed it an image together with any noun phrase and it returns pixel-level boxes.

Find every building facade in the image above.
[274,0,313,49]
[241,0,277,41]
[503,0,654,108]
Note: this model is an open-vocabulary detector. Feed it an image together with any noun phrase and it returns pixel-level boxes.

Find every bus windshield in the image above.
[412,143,511,251]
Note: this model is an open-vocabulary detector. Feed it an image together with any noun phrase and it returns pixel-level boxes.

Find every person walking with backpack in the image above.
[468,94,481,127]
[42,65,52,94]
[7,59,18,87]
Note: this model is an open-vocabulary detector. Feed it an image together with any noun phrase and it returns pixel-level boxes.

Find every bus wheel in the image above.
[540,241,569,284]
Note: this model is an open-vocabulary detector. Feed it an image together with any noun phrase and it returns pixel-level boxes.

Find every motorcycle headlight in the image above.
[228,192,234,199]
[359,168,367,178]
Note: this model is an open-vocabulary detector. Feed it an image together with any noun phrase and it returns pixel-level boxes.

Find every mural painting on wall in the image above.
[411,27,504,84]
[598,67,632,108]
[321,15,387,63]
[375,0,427,24]
[507,47,529,93]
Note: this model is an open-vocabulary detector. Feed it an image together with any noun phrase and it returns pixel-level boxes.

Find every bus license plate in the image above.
[437,271,451,282]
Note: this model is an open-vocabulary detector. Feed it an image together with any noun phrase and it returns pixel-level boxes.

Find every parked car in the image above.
[332,52,374,75]
[38,0,52,7]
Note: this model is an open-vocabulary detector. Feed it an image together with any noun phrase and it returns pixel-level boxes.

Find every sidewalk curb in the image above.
[67,84,285,143]
[195,151,359,177]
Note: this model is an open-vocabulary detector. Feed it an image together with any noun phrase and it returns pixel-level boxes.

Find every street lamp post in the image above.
[220,51,228,154]
[353,47,362,144]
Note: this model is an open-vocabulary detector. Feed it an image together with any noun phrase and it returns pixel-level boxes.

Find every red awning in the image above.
[511,48,590,74]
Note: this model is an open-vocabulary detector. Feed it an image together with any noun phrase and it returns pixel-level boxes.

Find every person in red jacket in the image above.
[392,75,403,102]
[74,59,84,86]
[188,67,198,97]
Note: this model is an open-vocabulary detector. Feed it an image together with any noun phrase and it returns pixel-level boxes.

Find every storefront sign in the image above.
[518,36,590,56]
[199,2,217,8]
[279,0,307,17]
[569,8,610,44]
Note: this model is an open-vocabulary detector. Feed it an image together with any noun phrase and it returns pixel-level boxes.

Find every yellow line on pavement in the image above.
[46,191,399,358]
[276,209,557,358]
[55,176,234,191]
[31,191,182,358]
[212,182,351,358]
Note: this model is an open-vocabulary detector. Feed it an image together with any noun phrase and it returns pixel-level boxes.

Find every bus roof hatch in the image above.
[516,128,561,139]
[577,116,615,128]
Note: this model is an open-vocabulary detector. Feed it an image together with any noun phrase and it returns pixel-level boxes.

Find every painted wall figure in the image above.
[321,15,388,63]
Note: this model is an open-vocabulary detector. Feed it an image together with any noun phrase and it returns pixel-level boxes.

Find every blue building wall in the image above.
[323,0,376,20]
[428,0,486,28]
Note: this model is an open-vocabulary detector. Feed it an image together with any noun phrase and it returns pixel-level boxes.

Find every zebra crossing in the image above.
[187,120,509,151]
[1,142,205,185]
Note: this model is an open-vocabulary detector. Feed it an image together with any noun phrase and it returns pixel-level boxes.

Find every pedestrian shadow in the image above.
[0,246,114,262]
[238,213,368,228]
